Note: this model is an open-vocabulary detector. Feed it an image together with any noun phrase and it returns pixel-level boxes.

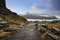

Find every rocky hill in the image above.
[0,0,27,24]
[0,0,27,38]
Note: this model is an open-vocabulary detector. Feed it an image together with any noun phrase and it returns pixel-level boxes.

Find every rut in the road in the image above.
[5,23,41,40]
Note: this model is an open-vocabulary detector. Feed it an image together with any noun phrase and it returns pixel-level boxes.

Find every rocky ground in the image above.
[0,23,41,40]
[0,22,60,40]
[36,22,60,40]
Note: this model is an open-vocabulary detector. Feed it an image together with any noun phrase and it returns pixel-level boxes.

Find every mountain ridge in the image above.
[23,14,57,19]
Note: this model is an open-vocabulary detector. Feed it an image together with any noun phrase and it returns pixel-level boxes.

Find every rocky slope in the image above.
[0,0,27,38]
[0,0,27,24]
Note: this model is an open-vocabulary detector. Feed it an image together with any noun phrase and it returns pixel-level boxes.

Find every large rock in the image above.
[0,22,9,29]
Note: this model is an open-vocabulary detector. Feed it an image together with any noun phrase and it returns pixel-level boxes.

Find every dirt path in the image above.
[4,23,41,40]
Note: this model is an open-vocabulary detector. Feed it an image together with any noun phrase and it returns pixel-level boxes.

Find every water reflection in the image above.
[27,19,60,22]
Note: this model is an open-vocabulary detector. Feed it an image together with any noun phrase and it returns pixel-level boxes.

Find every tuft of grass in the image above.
[0,32,11,36]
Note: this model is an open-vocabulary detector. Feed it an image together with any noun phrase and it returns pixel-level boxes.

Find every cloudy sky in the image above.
[6,0,60,17]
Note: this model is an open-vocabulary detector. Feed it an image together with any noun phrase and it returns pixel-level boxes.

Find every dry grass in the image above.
[47,23,60,28]
[36,20,60,28]
[0,30,4,33]
[0,29,11,36]
[0,32,11,36]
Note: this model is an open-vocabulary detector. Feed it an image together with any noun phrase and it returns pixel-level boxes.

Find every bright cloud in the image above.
[31,0,60,13]
[6,0,60,17]
[31,5,38,10]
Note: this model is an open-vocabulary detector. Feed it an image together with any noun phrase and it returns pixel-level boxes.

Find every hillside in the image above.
[0,0,27,24]
[23,14,57,19]
[0,0,27,37]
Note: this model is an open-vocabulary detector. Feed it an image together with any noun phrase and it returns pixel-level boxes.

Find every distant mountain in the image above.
[23,14,57,19]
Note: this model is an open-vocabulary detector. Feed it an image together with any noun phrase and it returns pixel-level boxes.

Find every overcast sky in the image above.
[6,0,60,18]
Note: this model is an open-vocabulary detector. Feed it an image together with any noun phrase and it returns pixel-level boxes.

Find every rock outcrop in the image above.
[0,0,27,23]
[0,0,6,9]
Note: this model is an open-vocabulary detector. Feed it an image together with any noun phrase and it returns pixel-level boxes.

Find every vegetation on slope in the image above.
[0,9,27,24]
[0,0,27,37]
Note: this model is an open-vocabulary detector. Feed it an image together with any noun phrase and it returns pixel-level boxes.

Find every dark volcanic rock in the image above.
[0,0,6,9]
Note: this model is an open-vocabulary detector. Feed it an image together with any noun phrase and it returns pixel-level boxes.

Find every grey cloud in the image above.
[47,0,60,11]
